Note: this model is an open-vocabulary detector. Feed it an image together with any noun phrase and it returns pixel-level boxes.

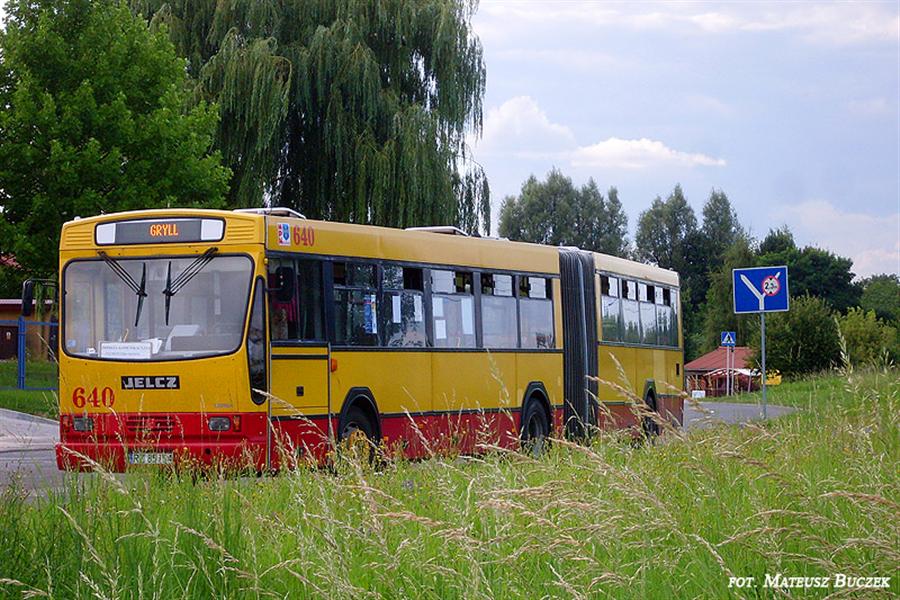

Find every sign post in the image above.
[720,331,736,396]
[733,266,789,419]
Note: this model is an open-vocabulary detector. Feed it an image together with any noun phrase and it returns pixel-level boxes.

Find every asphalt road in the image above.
[0,401,797,493]
[0,408,65,494]
[683,400,797,430]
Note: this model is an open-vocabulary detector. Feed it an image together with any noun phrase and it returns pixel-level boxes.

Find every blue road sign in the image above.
[733,266,789,314]
[720,331,736,347]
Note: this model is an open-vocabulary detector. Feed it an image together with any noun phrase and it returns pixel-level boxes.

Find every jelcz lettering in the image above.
[121,376,180,390]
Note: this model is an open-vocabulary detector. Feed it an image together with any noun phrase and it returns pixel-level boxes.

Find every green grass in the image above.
[0,370,897,598]
[702,373,850,409]
[0,359,58,389]
[0,359,59,419]
[0,388,58,419]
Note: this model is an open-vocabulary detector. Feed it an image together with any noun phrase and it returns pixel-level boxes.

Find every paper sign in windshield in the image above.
[100,341,153,360]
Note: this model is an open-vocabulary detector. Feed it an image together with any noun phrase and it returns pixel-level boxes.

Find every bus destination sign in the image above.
[95,218,225,245]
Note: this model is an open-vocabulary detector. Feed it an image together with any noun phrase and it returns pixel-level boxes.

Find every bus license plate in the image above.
[128,452,173,465]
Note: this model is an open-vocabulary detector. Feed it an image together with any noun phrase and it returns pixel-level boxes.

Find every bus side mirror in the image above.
[273,267,295,302]
[21,280,34,317]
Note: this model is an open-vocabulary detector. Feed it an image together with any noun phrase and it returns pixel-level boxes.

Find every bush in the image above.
[837,307,896,367]
[749,295,841,376]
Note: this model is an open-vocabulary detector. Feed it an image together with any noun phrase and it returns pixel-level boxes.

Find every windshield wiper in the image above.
[162,247,218,325]
[98,252,147,327]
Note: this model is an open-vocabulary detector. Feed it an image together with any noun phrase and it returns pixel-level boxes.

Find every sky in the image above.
[467,1,900,277]
[1,1,898,277]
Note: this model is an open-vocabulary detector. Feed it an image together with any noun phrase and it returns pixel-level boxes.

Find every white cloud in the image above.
[473,96,576,158]
[471,96,726,171]
[774,201,900,278]
[569,138,726,169]
[478,2,900,46]
[847,97,894,117]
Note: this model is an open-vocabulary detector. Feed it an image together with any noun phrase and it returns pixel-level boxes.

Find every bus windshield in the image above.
[63,255,253,361]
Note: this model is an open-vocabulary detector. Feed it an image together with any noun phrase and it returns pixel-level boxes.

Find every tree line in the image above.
[499,169,899,370]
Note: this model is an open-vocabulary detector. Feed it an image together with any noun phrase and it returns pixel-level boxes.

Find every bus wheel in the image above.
[520,400,550,457]
[642,394,660,439]
[338,405,377,463]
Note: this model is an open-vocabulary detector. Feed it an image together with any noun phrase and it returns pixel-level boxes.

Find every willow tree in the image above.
[132,0,490,233]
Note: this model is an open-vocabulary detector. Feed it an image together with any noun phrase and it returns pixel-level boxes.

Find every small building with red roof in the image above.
[684,346,759,397]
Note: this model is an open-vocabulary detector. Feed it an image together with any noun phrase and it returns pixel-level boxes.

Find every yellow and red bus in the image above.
[45,208,683,471]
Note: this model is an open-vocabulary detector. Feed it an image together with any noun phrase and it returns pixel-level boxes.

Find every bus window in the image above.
[481,273,517,348]
[600,275,621,342]
[519,276,554,349]
[382,265,426,347]
[656,302,672,347]
[669,289,680,346]
[296,260,325,341]
[247,279,267,404]
[621,280,641,343]
[268,258,297,341]
[640,299,658,345]
[431,269,475,348]
[334,261,379,346]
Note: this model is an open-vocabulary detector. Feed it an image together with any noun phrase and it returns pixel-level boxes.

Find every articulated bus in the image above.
[47,208,683,471]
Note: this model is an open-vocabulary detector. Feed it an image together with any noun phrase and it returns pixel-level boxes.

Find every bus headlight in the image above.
[72,417,93,432]
[208,416,231,432]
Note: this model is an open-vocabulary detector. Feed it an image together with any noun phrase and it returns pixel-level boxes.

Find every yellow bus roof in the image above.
[59,209,679,286]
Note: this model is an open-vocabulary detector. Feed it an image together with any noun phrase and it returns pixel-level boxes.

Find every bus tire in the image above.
[338,405,378,463]
[520,398,550,457]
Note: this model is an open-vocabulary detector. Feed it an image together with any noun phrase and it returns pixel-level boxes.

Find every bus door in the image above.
[267,259,331,466]
[559,249,598,439]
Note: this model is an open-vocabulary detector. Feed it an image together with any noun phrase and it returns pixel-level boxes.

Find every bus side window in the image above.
[519,276,554,349]
[481,273,517,349]
[600,274,621,342]
[637,282,658,345]
[669,289,680,347]
[431,269,475,348]
[382,265,426,347]
[621,280,641,343]
[334,261,379,346]
[268,258,298,341]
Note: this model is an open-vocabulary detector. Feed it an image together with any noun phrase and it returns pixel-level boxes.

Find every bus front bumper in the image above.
[55,412,268,472]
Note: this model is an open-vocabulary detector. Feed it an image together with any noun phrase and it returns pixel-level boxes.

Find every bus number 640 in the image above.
[293,225,315,247]
[72,387,115,408]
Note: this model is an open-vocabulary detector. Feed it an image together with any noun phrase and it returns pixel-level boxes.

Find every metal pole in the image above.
[16,315,26,390]
[729,346,733,396]
[728,346,732,396]
[761,313,767,419]
[731,346,735,396]
[726,345,730,396]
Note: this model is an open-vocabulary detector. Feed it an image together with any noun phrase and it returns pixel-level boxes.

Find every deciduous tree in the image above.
[748,295,841,376]
[634,184,697,270]
[860,274,899,323]
[0,0,229,276]
[133,0,490,233]
[498,170,629,256]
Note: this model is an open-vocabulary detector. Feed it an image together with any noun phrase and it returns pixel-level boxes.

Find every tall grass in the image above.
[0,370,897,598]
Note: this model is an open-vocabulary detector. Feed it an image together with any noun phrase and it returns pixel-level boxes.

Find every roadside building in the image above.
[685,346,759,397]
